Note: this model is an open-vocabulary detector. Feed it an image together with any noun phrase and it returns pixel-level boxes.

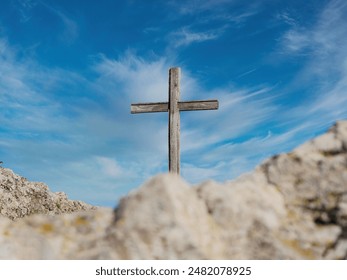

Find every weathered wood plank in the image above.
[131,100,218,114]
[168,67,180,174]
[179,100,218,111]
[131,102,168,114]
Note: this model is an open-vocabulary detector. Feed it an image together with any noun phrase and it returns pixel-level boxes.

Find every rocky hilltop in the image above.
[0,168,95,220]
[0,120,346,259]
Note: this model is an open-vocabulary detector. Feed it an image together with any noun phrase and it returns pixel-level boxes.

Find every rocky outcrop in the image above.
[0,120,346,259]
[0,168,95,220]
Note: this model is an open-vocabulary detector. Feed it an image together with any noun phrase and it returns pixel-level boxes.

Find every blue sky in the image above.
[1,0,347,206]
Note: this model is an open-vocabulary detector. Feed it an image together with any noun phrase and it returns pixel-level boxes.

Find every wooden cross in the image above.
[131,67,218,174]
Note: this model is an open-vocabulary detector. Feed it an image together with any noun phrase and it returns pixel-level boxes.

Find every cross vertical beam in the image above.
[168,67,180,173]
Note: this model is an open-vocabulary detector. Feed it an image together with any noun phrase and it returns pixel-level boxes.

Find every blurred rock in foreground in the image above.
[0,120,346,259]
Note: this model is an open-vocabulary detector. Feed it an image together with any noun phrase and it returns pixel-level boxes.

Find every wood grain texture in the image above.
[168,67,180,174]
[131,100,218,113]
[131,102,168,113]
[179,100,218,111]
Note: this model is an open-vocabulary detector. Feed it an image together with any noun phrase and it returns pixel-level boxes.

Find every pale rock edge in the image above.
[0,168,95,221]
[0,121,346,259]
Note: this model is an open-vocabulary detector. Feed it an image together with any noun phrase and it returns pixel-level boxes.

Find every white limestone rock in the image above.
[0,208,113,259]
[105,174,220,259]
[0,168,95,220]
[0,120,347,259]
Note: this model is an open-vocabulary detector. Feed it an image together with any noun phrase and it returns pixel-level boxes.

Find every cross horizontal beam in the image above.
[131,100,219,114]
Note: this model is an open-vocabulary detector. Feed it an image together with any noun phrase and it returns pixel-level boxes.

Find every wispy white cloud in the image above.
[276,11,298,28]
[93,52,169,103]
[281,29,311,53]
[174,0,258,26]
[56,10,79,43]
[0,36,125,205]
[12,1,79,43]
[40,2,79,43]
[13,0,38,23]
[167,0,259,49]
[172,0,347,185]
[170,27,223,48]
[95,156,126,178]
[250,0,347,169]
[224,10,258,25]
[278,0,347,125]
[181,86,277,153]
[177,85,284,185]
[236,68,257,79]
[280,0,347,57]
[175,0,236,15]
